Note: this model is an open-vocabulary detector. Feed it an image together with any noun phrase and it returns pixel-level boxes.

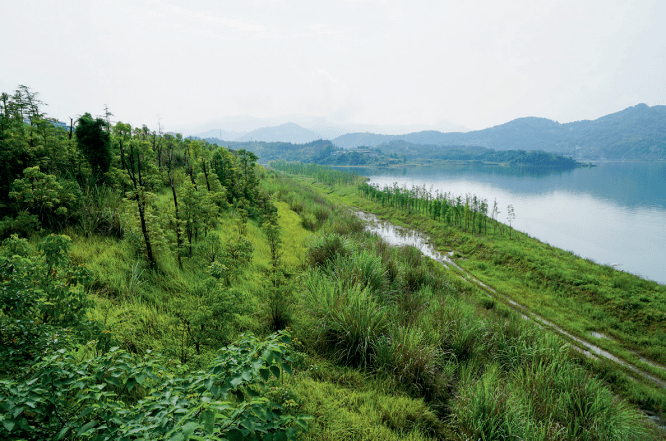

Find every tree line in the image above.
[0,85,280,267]
[358,182,517,237]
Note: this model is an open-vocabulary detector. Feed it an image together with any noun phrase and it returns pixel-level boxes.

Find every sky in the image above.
[1,0,665,134]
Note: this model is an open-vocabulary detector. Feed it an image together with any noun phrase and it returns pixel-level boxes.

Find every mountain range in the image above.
[194,104,666,160]
[188,116,469,142]
[331,104,666,160]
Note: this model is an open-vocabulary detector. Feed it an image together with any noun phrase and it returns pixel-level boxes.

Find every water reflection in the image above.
[351,162,666,284]
[350,162,666,210]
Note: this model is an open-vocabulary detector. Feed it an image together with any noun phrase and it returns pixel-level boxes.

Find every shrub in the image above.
[0,332,311,440]
[373,326,445,400]
[305,233,351,268]
[303,271,388,368]
[328,250,388,295]
[300,212,318,231]
[329,212,365,236]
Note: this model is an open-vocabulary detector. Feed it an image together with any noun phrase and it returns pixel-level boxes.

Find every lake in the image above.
[351,162,666,285]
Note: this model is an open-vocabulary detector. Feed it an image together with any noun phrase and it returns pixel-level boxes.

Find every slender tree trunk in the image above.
[168,170,182,268]
[137,192,156,268]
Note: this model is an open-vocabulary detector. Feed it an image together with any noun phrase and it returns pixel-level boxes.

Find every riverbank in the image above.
[271,165,666,423]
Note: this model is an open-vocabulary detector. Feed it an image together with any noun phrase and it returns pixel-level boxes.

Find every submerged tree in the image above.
[507,204,515,239]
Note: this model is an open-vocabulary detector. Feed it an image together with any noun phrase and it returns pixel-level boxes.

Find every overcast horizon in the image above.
[2,0,665,134]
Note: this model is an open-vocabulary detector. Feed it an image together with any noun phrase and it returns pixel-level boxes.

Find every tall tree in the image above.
[116,122,158,268]
[75,113,112,182]
[237,149,259,203]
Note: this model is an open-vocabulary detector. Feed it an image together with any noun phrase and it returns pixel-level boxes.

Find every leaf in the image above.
[54,425,70,440]
[230,375,243,389]
[292,417,309,432]
[168,432,185,441]
[226,428,244,441]
[135,372,147,385]
[251,405,267,421]
[197,409,214,435]
[204,378,213,390]
[286,427,299,441]
[240,416,255,432]
[246,388,259,398]
[241,367,253,381]
[262,349,275,364]
[182,421,198,439]
[269,365,281,380]
[210,384,222,399]
[232,389,245,402]
[273,430,288,441]
[2,419,15,433]
[76,419,97,436]
[281,363,292,376]
[280,335,291,344]
[259,368,270,382]
[125,377,137,391]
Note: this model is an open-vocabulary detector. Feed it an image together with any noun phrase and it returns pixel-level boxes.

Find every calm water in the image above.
[353,162,666,285]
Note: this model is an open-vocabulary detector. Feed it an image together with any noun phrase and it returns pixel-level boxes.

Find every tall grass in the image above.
[302,270,388,368]
[373,326,445,400]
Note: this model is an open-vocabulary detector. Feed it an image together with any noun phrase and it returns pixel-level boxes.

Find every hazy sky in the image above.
[1,0,665,132]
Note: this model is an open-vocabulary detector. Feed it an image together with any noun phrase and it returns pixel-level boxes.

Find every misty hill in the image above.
[195,128,240,140]
[332,104,666,160]
[233,122,323,143]
[201,138,336,164]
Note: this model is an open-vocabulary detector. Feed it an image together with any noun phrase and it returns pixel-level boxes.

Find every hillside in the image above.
[234,122,323,143]
[1,86,664,439]
[201,137,580,169]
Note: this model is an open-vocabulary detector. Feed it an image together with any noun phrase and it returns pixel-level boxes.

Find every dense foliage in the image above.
[0,86,310,440]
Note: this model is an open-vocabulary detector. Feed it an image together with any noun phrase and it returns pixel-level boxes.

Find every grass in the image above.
[292,377,446,440]
[9,167,663,439]
[266,167,665,437]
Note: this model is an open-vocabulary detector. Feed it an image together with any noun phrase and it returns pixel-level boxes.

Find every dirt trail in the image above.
[353,210,666,390]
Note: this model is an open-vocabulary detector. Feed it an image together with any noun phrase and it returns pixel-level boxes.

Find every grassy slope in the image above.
[61,190,446,440]
[281,174,666,419]
[26,169,663,439]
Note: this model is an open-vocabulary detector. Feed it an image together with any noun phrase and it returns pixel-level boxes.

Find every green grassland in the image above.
[270,163,666,421]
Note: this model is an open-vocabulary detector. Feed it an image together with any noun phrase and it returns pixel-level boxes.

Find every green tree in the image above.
[237,148,259,203]
[5,166,78,232]
[116,123,159,268]
[208,235,254,286]
[75,112,112,182]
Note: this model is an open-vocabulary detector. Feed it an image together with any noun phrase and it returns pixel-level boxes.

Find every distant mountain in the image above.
[233,122,322,144]
[332,104,666,160]
[180,115,469,140]
[195,128,242,141]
